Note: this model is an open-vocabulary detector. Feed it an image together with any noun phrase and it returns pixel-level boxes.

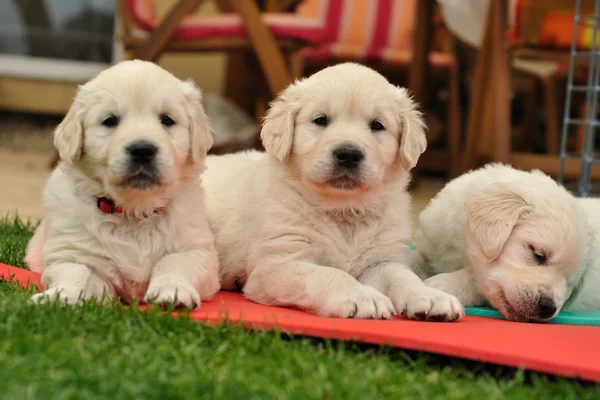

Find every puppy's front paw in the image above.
[321,285,396,319]
[424,272,460,294]
[393,287,464,322]
[424,270,484,306]
[145,281,200,310]
[30,287,82,305]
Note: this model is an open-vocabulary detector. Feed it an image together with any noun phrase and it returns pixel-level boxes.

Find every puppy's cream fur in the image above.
[414,163,600,322]
[202,63,463,321]
[25,60,220,308]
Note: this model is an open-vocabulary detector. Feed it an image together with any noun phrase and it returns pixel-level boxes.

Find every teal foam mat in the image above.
[465,306,600,326]
[410,245,600,326]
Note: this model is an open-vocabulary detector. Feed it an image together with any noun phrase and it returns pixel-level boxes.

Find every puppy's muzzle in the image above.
[505,294,558,322]
[537,296,557,320]
[127,141,158,166]
[327,145,364,190]
[123,140,160,189]
[333,146,364,169]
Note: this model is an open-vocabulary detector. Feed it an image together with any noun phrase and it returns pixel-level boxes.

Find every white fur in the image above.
[202,63,463,321]
[414,163,599,322]
[25,60,220,308]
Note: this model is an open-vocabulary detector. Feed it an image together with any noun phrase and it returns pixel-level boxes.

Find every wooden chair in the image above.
[461,0,600,179]
[118,0,336,105]
[300,0,463,177]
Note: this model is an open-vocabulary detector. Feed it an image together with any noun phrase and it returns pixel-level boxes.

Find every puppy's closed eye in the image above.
[529,245,548,265]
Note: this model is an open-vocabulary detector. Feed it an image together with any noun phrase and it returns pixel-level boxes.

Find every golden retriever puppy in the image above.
[202,63,464,321]
[25,60,220,308]
[414,163,597,322]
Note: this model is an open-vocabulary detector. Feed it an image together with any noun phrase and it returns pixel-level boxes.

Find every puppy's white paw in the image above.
[424,273,464,298]
[145,281,200,310]
[321,285,396,319]
[424,270,485,306]
[392,287,464,322]
[30,287,83,305]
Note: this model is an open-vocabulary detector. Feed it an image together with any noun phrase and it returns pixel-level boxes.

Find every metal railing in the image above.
[559,0,600,196]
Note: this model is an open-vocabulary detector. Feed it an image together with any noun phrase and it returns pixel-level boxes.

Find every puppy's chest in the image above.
[312,221,392,277]
[93,219,176,282]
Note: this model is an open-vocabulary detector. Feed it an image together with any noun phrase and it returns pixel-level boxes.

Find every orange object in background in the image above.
[538,12,600,49]
[510,0,600,49]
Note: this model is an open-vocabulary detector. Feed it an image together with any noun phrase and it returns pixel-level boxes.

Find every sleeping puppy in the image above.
[202,63,464,321]
[414,163,598,322]
[25,60,220,308]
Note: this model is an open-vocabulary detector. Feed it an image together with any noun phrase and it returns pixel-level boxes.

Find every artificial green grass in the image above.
[0,217,598,399]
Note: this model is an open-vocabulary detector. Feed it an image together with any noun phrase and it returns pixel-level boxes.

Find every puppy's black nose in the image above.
[333,146,364,169]
[127,141,157,164]
[538,297,557,319]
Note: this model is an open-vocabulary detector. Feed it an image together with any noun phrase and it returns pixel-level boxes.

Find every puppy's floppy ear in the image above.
[466,183,533,262]
[391,86,427,171]
[182,79,213,163]
[260,82,300,162]
[54,95,84,164]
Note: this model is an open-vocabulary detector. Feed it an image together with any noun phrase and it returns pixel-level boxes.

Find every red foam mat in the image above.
[1,263,599,382]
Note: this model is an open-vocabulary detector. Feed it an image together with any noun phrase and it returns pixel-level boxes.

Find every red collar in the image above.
[95,196,165,218]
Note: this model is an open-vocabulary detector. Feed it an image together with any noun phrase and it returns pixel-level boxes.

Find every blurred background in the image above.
[1,0,598,227]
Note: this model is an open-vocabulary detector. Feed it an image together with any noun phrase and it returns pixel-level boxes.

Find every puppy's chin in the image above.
[308,176,367,198]
[488,288,559,323]
[488,291,531,322]
[327,175,361,191]
[121,168,160,191]
[308,167,367,194]
[104,172,173,210]
[108,183,168,209]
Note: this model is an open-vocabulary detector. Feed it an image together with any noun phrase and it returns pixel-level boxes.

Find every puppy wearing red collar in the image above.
[25,60,219,308]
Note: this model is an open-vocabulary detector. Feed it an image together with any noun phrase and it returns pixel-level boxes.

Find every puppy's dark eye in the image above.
[370,120,385,131]
[313,115,328,127]
[529,245,548,265]
[102,115,119,128]
[160,114,176,127]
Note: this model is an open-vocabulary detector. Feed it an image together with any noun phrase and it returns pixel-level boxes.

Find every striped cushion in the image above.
[127,0,453,66]
[301,0,453,67]
[305,43,455,66]
[127,0,338,43]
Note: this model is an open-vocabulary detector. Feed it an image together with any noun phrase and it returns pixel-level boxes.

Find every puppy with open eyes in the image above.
[201,63,464,321]
[25,60,220,308]
[414,163,600,322]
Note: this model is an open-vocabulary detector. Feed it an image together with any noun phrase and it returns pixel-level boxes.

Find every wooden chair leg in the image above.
[464,0,511,172]
[232,0,293,97]
[223,52,255,116]
[488,0,511,165]
[447,65,462,178]
[246,55,270,124]
[409,0,434,107]
[463,5,494,172]
[287,50,305,79]
[542,75,561,154]
[441,26,462,177]
[132,0,205,62]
